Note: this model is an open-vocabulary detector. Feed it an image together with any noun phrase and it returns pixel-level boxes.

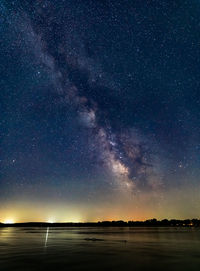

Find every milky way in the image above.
[17,1,163,192]
[1,0,200,221]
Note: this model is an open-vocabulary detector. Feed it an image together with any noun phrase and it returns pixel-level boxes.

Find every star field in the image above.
[0,0,200,222]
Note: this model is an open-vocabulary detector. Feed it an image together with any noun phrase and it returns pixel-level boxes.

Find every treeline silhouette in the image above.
[0,219,200,227]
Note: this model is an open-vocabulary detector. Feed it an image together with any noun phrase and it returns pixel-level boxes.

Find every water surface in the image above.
[0,227,200,270]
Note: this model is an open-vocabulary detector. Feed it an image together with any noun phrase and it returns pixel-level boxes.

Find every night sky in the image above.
[1,0,200,222]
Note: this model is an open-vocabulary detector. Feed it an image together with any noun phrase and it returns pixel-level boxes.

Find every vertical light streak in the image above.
[44,227,49,247]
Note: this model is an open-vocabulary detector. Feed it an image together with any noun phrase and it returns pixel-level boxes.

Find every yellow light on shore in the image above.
[47,219,54,223]
[4,219,15,224]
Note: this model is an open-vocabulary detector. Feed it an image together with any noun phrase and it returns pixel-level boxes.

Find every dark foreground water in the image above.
[0,227,200,271]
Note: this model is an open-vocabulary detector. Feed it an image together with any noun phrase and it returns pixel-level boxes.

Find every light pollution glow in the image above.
[1,184,200,223]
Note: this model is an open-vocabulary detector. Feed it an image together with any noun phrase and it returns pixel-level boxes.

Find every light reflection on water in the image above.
[44,227,49,248]
[0,227,200,270]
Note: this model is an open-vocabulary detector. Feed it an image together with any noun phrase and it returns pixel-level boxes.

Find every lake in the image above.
[0,227,200,270]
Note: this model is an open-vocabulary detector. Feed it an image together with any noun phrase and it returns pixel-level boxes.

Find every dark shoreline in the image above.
[1,219,200,227]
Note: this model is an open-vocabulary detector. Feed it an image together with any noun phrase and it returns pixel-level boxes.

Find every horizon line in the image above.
[1,218,200,226]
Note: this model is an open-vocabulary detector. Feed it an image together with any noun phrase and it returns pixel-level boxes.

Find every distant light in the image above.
[47,220,54,223]
[4,219,15,224]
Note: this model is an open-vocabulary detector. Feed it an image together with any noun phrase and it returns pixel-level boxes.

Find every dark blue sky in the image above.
[0,0,200,221]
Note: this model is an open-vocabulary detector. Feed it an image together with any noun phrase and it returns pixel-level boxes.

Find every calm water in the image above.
[0,227,200,270]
